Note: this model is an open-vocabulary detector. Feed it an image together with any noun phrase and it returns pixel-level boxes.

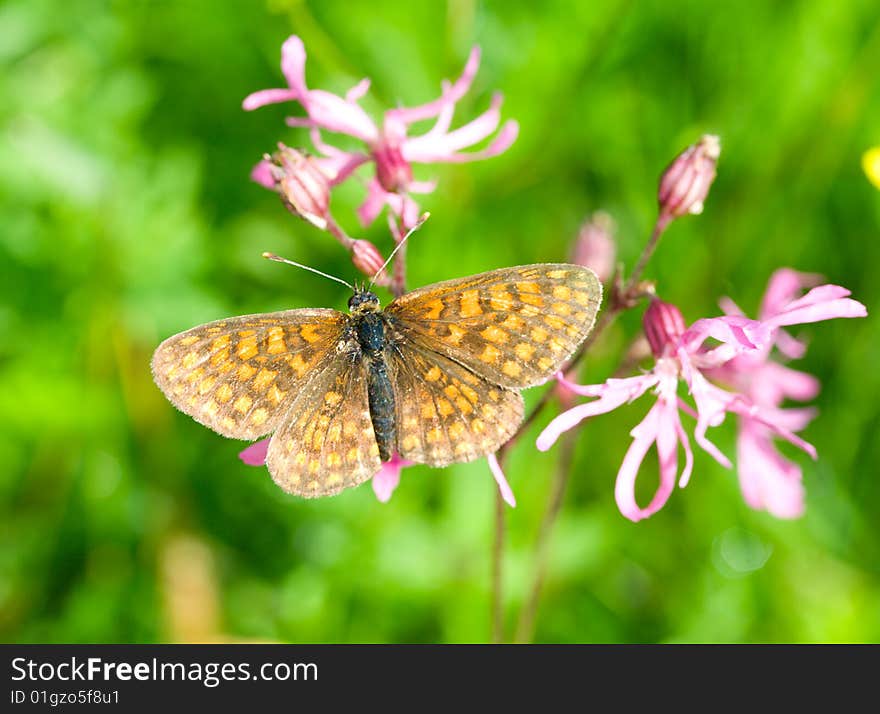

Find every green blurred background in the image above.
[2,0,878,643]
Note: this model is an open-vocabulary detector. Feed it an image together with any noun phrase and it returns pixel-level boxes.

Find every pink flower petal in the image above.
[357,178,391,227]
[372,454,412,503]
[303,89,378,142]
[774,328,807,359]
[345,77,371,103]
[614,402,674,522]
[763,285,867,329]
[718,295,745,317]
[404,119,519,164]
[242,88,298,111]
[553,370,606,398]
[654,399,683,509]
[404,93,504,159]
[399,194,421,229]
[536,373,659,451]
[250,160,277,189]
[488,453,516,507]
[279,35,309,97]
[681,315,764,358]
[239,439,270,466]
[385,46,482,125]
[407,179,438,194]
[736,422,805,518]
[756,362,820,403]
[672,406,695,488]
[682,368,734,468]
[728,402,817,459]
[759,268,823,319]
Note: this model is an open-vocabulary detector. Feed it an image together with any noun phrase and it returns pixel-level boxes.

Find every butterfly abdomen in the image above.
[355,312,396,462]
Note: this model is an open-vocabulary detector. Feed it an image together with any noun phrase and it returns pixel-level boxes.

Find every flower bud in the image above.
[373,140,413,193]
[351,239,389,284]
[643,299,686,358]
[571,211,616,284]
[268,144,332,230]
[658,134,720,223]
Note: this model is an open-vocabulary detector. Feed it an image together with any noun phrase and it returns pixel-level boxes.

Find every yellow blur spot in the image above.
[863,147,880,189]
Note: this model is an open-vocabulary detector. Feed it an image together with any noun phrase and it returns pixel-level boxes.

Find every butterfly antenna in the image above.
[368,212,431,290]
[262,252,355,291]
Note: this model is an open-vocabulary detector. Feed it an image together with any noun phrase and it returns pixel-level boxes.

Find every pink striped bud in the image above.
[268,144,332,230]
[571,211,616,284]
[658,134,720,224]
[351,240,389,284]
[643,299,686,358]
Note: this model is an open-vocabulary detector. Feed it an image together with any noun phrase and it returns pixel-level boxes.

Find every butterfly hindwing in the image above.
[266,351,381,497]
[387,333,524,466]
[385,264,601,388]
[151,309,346,439]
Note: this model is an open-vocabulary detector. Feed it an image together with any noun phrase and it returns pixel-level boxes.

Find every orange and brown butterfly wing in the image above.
[386,335,523,466]
[151,309,346,440]
[266,350,382,497]
[385,264,602,389]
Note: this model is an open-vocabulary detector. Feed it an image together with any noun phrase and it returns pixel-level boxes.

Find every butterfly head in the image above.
[348,289,381,314]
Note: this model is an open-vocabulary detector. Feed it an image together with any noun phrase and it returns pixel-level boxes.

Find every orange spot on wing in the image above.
[237,338,258,361]
[459,290,482,318]
[300,325,322,343]
[266,326,287,354]
[422,298,445,320]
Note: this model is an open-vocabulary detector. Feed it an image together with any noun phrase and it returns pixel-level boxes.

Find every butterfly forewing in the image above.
[266,353,381,497]
[151,309,345,439]
[385,264,601,389]
[387,334,524,466]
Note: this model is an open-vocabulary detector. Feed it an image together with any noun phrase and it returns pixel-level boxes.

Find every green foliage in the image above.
[1,0,878,643]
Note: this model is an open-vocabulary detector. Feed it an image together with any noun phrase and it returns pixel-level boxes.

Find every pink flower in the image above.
[706,269,867,517]
[243,36,518,229]
[536,299,812,522]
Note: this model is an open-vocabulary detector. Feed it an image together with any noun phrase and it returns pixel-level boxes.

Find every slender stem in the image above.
[491,488,506,643]
[626,218,668,290]
[325,215,355,250]
[514,430,577,643]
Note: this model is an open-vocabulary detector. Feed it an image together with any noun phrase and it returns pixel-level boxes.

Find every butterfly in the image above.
[151,264,602,497]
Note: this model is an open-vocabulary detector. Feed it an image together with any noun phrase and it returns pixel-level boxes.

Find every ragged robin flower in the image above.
[244,35,518,229]
[536,298,817,522]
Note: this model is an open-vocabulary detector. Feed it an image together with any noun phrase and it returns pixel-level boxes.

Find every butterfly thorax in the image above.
[347,290,396,462]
